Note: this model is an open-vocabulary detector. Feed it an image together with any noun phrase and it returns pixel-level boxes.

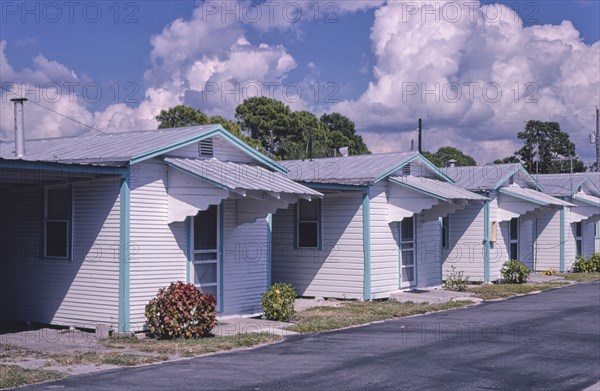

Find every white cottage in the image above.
[271,152,487,300]
[441,164,574,280]
[0,125,320,332]
[534,173,600,270]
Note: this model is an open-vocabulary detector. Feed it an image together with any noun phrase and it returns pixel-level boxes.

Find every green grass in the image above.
[101,333,282,358]
[556,272,600,282]
[466,282,568,300]
[46,351,168,367]
[286,300,473,333]
[0,365,64,389]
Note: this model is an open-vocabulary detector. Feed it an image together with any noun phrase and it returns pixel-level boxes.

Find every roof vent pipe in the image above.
[446,159,457,168]
[11,98,28,158]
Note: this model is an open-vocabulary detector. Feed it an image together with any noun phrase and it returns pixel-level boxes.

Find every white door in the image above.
[400,216,416,289]
[192,205,219,300]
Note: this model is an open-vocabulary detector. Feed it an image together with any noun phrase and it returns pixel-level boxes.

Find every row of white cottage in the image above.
[1,125,599,332]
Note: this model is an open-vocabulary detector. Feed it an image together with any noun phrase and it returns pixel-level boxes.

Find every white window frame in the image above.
[296,199,321,249]
[44,185,72,260]
[191,205,220,302]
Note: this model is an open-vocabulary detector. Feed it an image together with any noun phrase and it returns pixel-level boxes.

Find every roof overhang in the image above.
[164,157,322,224]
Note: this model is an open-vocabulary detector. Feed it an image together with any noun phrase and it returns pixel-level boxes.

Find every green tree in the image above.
[423,147,477,167]
[156,105,209,129]
[320,113,370,156]
[156,105,261,150]
[512,120,585,173]
[234,97,294,155]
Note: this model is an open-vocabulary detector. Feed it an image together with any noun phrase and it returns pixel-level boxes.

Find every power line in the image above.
[0,85,105,134]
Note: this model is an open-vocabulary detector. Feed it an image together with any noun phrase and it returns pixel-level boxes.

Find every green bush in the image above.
[500,259,530,284]
[260,283,296,321]
[145,281,216,339]
[572,254,600,273]
[443,265,469,291]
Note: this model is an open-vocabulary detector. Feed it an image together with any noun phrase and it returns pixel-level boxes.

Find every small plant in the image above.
[443,265,470,291]
[572,254,600,273]
[260,283,296,322]
[542,268,556,276]
[145,281,216,339]
[500,259,530,284]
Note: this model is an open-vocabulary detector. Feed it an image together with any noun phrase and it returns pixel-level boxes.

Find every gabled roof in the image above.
[442,163,540,192]
[389,176,488,201]
[0,125,286,173]
[281,152,451,186]
[499,186,575,207]
[535,173,600,197]
[164,157,321,198]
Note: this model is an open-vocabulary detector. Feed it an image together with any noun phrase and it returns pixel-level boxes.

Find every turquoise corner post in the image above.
[483,200,491,283]
[186,217,192,283]
[219,202,225,314]
[118,170,131,333]
[267,213,273,287]
[362,189,371,301]
[560,207,565,272]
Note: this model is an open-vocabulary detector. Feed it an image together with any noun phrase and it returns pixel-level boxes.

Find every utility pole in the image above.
[418,118,422,153]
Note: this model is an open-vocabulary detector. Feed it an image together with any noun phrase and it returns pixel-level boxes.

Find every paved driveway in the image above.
[23,282,600,391]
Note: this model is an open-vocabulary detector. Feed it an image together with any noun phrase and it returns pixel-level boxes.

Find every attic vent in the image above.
[508,175,515,185]
[402,164,411,176]
[199,139,214,157]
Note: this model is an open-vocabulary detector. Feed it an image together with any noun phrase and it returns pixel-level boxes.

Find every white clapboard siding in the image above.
[534,211,562,271]
[221,199,269,317]
[272,192,365,299]
[416,215,442,288]
[563,209,578,270]
[582,221,596,258]
[443,202,485,282]
[370,183,399,298]
[129,160,187,327]
[0,181,121,327]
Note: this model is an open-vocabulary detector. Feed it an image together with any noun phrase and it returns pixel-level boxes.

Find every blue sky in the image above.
[1,1,599,164]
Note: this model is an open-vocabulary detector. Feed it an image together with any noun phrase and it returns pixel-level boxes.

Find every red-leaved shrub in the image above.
[145,281,216,339]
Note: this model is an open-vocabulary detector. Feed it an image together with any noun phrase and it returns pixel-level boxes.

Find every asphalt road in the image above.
[24,282,600,391]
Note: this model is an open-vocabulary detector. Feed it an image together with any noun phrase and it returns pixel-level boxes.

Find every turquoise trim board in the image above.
[362,189,371,300]
[299,182,369,191]
[397,222,402,288]
[186,217,192,284]
[118,170,131,333]
[560,207,565,272]
[0,159,127,175]
[130,126,286,174]
[483,200,490,283]
[218,202,225,313]
[267,213,273,287]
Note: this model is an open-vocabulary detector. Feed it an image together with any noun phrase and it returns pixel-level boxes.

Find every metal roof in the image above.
[164,157,322,198]
[499,186,575,207]
[441,164,538,191]
[572,193,600,208]
[389,175,488,201]
[0,126,222,165]
[280,152,423,185]
[0,125,289,171]
[535,173,600,196]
